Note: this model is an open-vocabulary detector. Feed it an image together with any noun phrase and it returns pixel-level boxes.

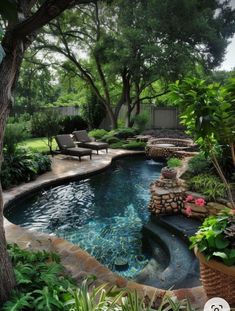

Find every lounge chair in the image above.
[55,134,92,161]
[73,130,108,154]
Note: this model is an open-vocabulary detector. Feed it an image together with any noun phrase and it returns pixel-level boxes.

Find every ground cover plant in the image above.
[2,244,196,311]
[189,174,227,200]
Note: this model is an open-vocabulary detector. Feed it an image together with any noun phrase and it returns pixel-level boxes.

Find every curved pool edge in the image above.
[3,149,207,308]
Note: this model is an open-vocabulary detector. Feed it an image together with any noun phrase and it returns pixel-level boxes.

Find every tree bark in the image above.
[0,187,15,303]
[0,45,22,303]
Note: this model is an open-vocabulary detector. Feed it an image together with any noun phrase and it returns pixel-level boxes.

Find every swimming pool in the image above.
[5,156,164,278]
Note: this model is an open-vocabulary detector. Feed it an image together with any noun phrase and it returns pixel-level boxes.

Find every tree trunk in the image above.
[0,41,24,304]
[0,188,16,303]
[106,104,117,129]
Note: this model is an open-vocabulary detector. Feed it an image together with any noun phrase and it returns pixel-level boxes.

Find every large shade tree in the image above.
[0,0,93,303]
[35,0,235,127]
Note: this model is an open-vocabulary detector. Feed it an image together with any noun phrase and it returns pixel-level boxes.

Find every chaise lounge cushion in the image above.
[73,130,109,152]
[55,135,92,159]
[56,134,76,149]
[63,147,92,156]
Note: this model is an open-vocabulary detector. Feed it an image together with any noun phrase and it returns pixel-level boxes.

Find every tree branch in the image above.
[3,0,94,50]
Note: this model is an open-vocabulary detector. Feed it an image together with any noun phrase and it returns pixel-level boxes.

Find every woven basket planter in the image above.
[195,248,235,306]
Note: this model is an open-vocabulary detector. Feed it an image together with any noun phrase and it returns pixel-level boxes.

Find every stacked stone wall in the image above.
[148,177,185,215]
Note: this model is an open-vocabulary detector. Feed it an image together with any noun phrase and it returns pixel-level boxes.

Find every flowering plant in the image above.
[184,195,206,216]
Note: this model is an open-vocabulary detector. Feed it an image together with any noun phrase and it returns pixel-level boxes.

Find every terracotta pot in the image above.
[195,248,235,306]
[161,167,177,179]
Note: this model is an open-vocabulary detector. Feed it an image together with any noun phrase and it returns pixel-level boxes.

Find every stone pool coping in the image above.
[3,149,207,308]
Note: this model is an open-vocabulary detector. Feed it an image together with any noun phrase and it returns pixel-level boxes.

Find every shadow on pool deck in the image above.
[3,149,208,309]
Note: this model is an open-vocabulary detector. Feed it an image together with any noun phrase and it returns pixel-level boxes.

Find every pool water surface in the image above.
[5,156,163,278]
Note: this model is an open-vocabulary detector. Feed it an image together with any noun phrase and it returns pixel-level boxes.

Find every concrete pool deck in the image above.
[3,149,207,309]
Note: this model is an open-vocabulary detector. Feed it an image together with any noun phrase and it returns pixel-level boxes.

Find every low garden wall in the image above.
[148,177,185,215]
[146,138,197,159]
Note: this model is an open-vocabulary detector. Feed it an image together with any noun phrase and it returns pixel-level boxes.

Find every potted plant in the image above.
[190,209,235,305]
[161,157,182,179]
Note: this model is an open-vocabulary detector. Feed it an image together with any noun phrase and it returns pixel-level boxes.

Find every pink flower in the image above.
[185,195,194,202]
[195,198,205,207]
[185,205,192,216]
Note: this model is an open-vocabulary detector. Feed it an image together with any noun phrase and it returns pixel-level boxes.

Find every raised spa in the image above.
[5,156,168,279]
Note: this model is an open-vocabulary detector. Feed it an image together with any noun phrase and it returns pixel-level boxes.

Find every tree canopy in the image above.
[32,0,235,127]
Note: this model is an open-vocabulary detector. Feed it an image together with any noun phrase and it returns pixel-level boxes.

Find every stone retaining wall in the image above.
[146,138,197,159]
[148,177,185,215]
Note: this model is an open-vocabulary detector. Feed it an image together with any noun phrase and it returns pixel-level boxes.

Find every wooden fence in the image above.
[49,105,182,130]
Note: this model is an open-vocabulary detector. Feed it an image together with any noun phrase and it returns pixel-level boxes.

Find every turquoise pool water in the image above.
[5,156,163,278]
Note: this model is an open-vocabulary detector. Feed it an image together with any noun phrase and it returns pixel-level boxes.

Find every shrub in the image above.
[110,141,125,149]
[31,112,47,137]
[4,123,29,155]
[189,173,227,200]
[122,141,146,150]
[31,111,62,154]
[102,130,116,142]
[132,112,149,132]
[80,91,106,128]
[113,127,139,139]
[187,153,212,175]
[59,115,88,134]
[167,157,182,168]
[110,140,146,150]
[1,147,51,189]
[105,136,121,144]
[88,129,108,140]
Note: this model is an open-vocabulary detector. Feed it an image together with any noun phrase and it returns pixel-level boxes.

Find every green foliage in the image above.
[3,245,196,311]
[31,111,62,154]
[122,141,146,150]
[109,141,125,149]
[105,136,121,144]
[81,92,106,129]
[132,112,149,132]
[3,244,74,311]
[190,210,235,266]
[187,153,212,175]
[113,128,139,139]
[14,55,60,114]
[102,128,138,143]
[4,123,29,155]
[167,157,182,168]
[88,129,108,140]
[110,140,146,150]
[1,147,51,189]
[170,77,235,205]
[59,115,88,134]
[170,77,235,154]
[189,174,227,200]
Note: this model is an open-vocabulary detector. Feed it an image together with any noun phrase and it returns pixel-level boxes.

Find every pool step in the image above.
[152,214,202,245]
[135,221,200,289]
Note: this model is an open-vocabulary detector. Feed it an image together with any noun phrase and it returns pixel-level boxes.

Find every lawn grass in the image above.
[20,137,58,153]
